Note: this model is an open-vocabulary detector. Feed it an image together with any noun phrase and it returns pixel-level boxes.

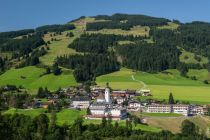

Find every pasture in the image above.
[96,68,210,104]
[0,66,77,92]
[157,22,179,30]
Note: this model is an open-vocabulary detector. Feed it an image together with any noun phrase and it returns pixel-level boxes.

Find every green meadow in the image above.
[179,49,209,65]
[0,66,77,92]
[96,68,210,104]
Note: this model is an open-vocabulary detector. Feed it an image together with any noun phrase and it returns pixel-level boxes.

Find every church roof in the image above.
[97,92,105,100]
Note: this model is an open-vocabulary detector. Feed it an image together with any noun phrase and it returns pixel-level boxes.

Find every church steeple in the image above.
[105,82,111,103]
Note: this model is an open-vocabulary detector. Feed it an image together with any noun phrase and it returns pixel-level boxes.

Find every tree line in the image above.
[0,113,207,140]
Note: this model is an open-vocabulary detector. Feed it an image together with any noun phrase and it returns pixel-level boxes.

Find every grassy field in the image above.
[146,116,210,136]
[3,108,161,132]
[0,66,77,92]
[157,22,179,30]
[40,30,80,66]
[87,25,150,37]
[179,49,209,65]
[96,68,210,104]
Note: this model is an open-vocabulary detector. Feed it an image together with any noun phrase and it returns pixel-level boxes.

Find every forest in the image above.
[86,13,170,31]
[57,53,120,82]
[116,42,180,72]
[68,33,144,53]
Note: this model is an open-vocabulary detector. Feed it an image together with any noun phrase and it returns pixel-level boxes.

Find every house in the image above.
[147,104,171,113]
[71,96,91,109]
[190,105,204,115]
[41,100,55,109]
[115,97,125,104]
[128,100,141,110]
[112,90,136,98]
[140,89,152,96]
[172,104,190,116]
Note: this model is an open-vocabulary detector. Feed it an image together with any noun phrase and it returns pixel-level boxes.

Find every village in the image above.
[12,82,208,121]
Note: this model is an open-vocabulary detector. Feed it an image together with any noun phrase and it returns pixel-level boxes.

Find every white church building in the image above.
[86,85,127,120]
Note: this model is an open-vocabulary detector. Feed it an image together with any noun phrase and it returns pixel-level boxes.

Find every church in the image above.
[86,84,127,120]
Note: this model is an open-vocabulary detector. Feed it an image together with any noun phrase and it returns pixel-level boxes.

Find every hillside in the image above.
[0,14,210,101]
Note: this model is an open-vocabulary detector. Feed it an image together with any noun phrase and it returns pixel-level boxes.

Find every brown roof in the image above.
[97,92,105,100]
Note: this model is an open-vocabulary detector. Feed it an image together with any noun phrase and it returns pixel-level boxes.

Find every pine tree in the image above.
[168,92,175,104]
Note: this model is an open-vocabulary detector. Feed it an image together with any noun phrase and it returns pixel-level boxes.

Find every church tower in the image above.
[105,83,111,103]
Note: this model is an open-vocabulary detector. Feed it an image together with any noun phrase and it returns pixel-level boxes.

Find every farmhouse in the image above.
[71,96,91,109]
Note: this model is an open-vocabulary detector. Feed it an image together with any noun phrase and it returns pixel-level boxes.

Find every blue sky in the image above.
[0,0,210,32]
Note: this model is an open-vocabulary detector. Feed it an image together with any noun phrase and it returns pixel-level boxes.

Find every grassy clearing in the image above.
[0,66,77,91]
[96,68,210,104]
[87,26,150,37]
[179,49,209,65]
[0,52,12,59]
[3,108,46,117]
[40,30,80,66]
[146,116,210,136]
[118,40,135,45]
[188,69,210,82]
[157,22,179,30]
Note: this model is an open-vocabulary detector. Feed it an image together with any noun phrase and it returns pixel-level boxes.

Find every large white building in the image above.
[87,86,127,120]
[71,96,91,109]
[147,104,190,116]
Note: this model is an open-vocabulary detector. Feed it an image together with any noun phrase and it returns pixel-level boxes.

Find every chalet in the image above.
[71,96,91,109]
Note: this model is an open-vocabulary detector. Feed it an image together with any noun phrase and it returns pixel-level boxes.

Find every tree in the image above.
[168,93,174,104]
[101,117,107,127]
[35,114,49,139]
[204,80,209,84]
[86,108,91,115]
[52,62,61,75]
[46,67,51,74]
[181,120,198,136]
[50,110,57,129]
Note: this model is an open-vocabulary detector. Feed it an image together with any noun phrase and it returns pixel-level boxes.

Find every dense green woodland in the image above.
[116,42,180,72]
[0,113,207,140]
[69,33,145,53]
[87,14,169,30]
[57,53,120,82]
